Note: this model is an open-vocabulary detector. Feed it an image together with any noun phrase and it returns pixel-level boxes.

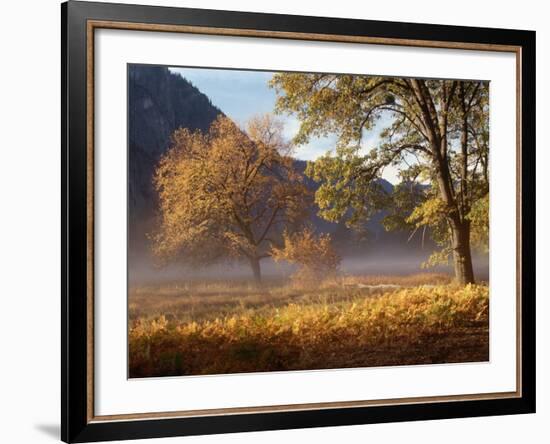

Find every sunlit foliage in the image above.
[150,114,310,282]
[271,227,341,285]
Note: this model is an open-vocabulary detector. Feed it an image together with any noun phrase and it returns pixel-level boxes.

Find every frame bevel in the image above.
[62,1,536,442]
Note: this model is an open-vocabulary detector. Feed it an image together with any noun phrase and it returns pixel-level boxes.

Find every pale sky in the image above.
[169,67,399,183]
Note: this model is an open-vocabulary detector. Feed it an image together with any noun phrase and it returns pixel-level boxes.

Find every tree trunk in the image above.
[249,257,262,285]
[450,220,475,285]
[433,140,475,286]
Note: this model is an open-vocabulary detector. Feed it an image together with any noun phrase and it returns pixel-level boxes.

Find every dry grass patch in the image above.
[129,283,488,377]
[340,272,452,287]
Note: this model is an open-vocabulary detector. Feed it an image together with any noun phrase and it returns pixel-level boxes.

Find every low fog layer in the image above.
[128,250,489,285]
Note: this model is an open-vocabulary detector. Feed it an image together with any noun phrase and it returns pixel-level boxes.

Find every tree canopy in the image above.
[271,227,340,286]
[151,114,310,282]
[270,74,489,284]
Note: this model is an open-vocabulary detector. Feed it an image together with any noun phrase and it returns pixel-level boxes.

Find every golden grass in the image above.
[128,272,452,324]
[340,272,452,287]
[129,282,489,377]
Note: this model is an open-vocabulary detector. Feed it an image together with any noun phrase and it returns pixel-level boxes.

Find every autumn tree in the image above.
[271,227,340,285]
[151,114,309,283]
[271,74,489,284]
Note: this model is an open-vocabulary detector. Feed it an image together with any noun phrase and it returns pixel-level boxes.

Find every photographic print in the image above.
[127,65,490,378]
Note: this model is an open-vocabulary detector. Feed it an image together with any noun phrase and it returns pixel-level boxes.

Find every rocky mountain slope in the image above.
[128,65,222,254]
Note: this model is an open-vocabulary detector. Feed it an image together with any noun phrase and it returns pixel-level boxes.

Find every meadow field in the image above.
[128,273,489,378]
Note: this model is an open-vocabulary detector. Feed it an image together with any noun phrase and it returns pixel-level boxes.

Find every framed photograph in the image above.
[62,1,535,442]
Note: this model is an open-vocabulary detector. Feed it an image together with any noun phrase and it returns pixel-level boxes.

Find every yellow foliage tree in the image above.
[271,228,340,286]
[151,114,310,283]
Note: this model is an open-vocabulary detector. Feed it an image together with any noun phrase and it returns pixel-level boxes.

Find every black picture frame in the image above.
[62,1,536,442]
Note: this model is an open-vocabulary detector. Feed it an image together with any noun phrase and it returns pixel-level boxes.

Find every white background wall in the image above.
[0,0,546,443]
